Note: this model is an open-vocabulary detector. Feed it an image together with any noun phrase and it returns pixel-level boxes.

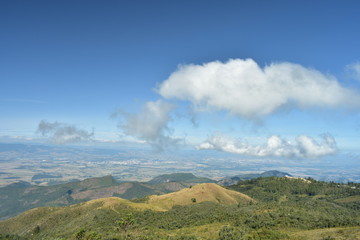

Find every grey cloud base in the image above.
[37,120,94,144]
[115,100,180,151]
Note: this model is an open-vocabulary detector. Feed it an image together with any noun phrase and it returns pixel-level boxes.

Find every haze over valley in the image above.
[1,142,359,187]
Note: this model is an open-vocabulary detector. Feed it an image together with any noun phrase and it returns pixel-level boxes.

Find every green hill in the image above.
[0,183,253,239]
[1,177,360,240]
[147,183,254,210]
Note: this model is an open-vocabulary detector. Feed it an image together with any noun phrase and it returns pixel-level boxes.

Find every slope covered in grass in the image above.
[0,183,253,239]
[147,183,254,210]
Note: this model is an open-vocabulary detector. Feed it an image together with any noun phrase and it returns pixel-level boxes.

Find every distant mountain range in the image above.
[147,172,216,184]
[217,170,291,186]
[0,171,288,220]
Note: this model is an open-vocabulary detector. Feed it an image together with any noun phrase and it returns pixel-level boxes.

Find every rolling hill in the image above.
[1,177,360,239]
[0,173,215,220]
[0,183,254,239]
[147,183,254,210]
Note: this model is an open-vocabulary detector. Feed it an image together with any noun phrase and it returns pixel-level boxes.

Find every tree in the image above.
[218,226,244,240]
[74,229,86,240]
[32,225,40,234]
[116,213,136,239]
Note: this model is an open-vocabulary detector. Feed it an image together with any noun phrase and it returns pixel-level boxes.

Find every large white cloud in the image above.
[197,134,337,158]
[37,120,94,144]
[116,100,179,150]
[158,59,360,119]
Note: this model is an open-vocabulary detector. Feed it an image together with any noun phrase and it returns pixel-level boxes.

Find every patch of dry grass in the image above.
[147,183,254,210]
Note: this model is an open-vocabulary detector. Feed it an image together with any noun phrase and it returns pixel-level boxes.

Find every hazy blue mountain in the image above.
[147,173,215,184]
[218,170,291,186]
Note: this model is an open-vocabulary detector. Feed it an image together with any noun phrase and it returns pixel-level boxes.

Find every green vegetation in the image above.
[0,177,359,239]
[229,177,360,206]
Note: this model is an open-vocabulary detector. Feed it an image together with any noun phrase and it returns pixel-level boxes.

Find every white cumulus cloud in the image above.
[158,59,360,119]
[197,134,337,158]
[37,120,94,144]
[116,100,180,150]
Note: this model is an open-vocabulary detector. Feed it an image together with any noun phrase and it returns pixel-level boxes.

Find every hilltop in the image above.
[147,183,253,210]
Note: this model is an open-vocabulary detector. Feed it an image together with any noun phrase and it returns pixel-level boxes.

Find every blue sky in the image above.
[1,0,360,159]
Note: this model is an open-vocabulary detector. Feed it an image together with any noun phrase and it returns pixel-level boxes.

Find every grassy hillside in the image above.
[0,183,253,239]
[229,176,360,204]
[147,183,253,210]
[0,177,359,239]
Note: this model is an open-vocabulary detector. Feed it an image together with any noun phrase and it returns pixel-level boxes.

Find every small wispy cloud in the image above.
[1,98,44,103]
[345,62,360,81]
[197,133,337,158]
[158,59,360,120]
[0,135,34,142]
[37,120,94,144]
[114,100,181,151]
